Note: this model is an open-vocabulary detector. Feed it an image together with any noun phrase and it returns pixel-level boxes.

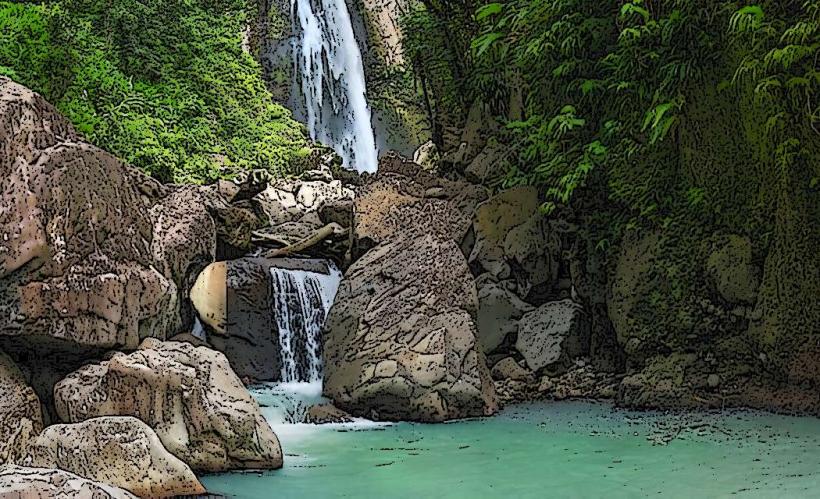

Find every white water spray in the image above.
[291,0,379,173]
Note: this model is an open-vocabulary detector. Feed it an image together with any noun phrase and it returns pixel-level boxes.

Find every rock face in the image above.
[0,77,177,353]
[0,465,138,499]
[469,186,558,293]
[516,300,590,374]
[0,352,43,465]
[53,339,282,472]
[24,417,204,498]
[475,280,533,353]
[323,234,498,421]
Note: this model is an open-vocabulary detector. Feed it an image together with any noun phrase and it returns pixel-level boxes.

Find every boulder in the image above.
[0,352,43,465]
[490,357,535,383]
[475,280,533,353]
[323,234,498,421]
[24,417,204,498]
[0,465,137,499]
[0,77,176,352]
[353,154,488,253]
[469,186,558,291]
[305,403,354,424]
[706,234,760,305]
[617,354,700,410]
[515,300,589,374]
[464,139,508,183]
[53,339,282,472]
[413,140,440,171]
[191,257,339,381]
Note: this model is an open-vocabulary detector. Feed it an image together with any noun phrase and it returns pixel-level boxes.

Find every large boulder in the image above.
[0,465,137,499]
[469,186,558,293]
[323,234,498,421]
[353,154,488,253]
[53,339,282,472]
[475,279,533,353]
[24,417,204,498]
[705,234,760,305]
[515,299,590,374]
[191,257,339,381]
[0,352,43,465]
[0,77,177,353]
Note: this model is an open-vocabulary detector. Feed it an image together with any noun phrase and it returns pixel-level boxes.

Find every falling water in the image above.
[270,263,341,382]
[291,0,379,173]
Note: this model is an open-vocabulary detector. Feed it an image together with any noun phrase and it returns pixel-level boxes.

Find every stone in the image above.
[0,465,137,499]
[189,260,227,334]
[707,373,721,389]
[23,417,205,498]
[0,77,177,353]
[706,234,760,304]
[515,300,589,374]
[353,154,489,253]
[490,357,535,383]
[413,140,440,171]
[53,339,282,472]
[0,352,43,465]
[469,186,558,290]
[305,403,354,424]
[323,234,498,422]
[617,354,700,410]
[475,280,533,353]
[464,139,508,183]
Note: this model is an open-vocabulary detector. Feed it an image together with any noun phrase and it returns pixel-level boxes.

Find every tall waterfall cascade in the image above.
[291,0,379,173]
[270,263,341,383]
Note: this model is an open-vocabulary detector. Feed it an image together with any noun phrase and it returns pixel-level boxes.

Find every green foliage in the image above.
[0,0,311,183]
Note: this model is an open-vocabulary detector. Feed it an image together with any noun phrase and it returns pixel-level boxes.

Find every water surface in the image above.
[203,398,820,498]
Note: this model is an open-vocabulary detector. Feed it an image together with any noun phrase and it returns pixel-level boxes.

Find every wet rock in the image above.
[305,403,354,424]
[0,465,137,499]
[0,352,43,465]
[323,234,498,422]
[516,300,589,374]
[53,339,282,472]
[24,417,204,498]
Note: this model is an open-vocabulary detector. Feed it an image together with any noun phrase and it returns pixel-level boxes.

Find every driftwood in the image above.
[261,223,346,258]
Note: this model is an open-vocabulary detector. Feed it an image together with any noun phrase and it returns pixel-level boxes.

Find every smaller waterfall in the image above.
[291,0,379,173]
[270,263,341,382]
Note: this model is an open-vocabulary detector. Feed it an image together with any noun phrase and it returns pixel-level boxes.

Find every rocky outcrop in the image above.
[0,352,43,465]
[53,339,282,472]
[0,77,177,353]
[24,417,204,497]
[516,300,589,374]
[0,465,137,499]
[323,234,498,421]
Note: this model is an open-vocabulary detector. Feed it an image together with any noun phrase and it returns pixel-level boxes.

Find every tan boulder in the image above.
[24,417,204,498]
[0,77,176,351]
[0,465,137,499]
[323,234,498,421]
[53,339,282,472]
[0,352,43,465]
[189,261,227,334]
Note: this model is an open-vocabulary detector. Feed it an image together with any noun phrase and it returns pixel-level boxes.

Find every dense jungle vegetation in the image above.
[404,0,818,371]
[0,0,311,183]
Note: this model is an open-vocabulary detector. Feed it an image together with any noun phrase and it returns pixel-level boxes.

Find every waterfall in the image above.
[291,0,379,173]
[270,263,341,382]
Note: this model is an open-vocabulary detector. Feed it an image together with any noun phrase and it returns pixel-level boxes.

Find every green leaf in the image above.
[476,3,503,22]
